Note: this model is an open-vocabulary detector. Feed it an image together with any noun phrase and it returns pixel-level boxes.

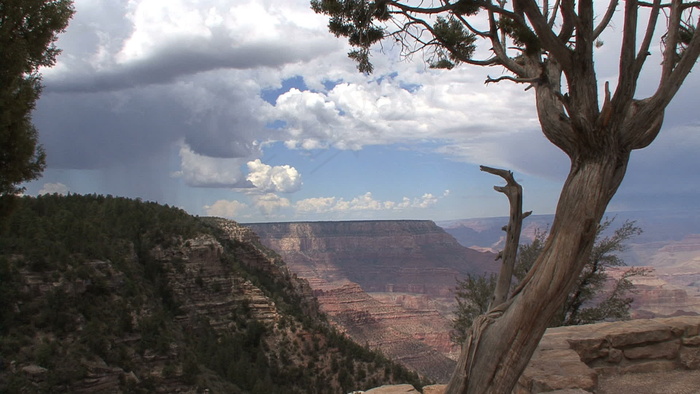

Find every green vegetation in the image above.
[0,194,426,393]
[0,0,74,201]
[452,219,647,344]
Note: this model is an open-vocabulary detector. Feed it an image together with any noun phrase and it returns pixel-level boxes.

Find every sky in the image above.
[22,0,700,223]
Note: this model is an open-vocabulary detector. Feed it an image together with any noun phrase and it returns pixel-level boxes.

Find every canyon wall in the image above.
[247,216,700,383]
[247,220,496,295]
[246,220,497,382]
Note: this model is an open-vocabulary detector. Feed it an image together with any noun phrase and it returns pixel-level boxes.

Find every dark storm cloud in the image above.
[39,0,338,95]
[34,71,275,170]
[45,37,334,93]
[35,88,183,169]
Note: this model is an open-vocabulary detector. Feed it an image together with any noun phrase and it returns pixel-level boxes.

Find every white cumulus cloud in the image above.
[173,143,247,187]
[295,196,338,214]
[270,67,541,171]
[252,193,291,216]
[295,191,443,214]
[246,159,302,193]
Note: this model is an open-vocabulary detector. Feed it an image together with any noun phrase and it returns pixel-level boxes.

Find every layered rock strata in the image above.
[316,282,457,382]
[246,220,497,381]
[247,220,496,295]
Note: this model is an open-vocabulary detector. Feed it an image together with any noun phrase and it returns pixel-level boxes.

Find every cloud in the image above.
[173,143,248,187]
[271,67,540,166]
[246,159,302,193]
[295,191,444,214]
[44,0,337,93]
[38,182,69,195]
[30,0,700,222]
[294,196,338,214]
[36,0,544,180]
[203,199,248,218]
[414,193,439,208]
[252,193,291,216]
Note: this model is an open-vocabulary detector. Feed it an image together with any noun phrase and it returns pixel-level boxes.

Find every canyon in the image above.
[246,220,497,382]
[248,213,700,383]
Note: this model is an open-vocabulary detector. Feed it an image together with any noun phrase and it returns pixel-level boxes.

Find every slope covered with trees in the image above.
[0,194,426,393]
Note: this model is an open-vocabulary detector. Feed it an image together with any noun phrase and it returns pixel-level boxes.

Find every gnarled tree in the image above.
[312,0,700,392]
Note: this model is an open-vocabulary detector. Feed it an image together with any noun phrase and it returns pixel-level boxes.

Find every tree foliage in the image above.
[0,0,74,197]
[452,219,647,343]
[451,273,496,344]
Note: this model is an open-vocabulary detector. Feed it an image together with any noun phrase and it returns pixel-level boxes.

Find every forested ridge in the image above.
[0,194,425,393]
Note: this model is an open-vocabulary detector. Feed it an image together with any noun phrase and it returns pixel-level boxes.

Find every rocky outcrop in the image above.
[371,316,700,393]
[362,384,421,393]
[516,316,700,393]
[159,234,281,329]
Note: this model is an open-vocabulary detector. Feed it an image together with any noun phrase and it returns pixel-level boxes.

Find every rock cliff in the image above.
[246,220,497,381]
[247,220,496,295]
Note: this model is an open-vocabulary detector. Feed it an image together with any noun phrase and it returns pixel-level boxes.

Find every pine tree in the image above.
[0,0,74,198]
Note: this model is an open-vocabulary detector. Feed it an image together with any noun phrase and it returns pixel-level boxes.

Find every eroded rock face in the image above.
[621,235,700,318]
[247,221,496,295]
[247,220,497,382]
[316,282,458,382]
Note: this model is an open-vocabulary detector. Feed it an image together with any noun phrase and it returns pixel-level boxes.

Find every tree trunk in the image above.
[446,152,628,393]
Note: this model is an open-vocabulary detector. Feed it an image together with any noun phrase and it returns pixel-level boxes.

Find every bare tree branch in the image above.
[485,75,540,86]
[395,11,503,67]
[593,0,620,38]
[557,0,577,43]
[516,0,573,71]
[480,165,529,309]
[634,0,662,76]
[639,1,700,8]
[611,0,639,113]
[547,0,563,27]
[660,0,684,82]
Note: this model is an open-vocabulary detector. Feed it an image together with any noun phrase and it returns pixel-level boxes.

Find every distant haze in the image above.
[439,210,700,259]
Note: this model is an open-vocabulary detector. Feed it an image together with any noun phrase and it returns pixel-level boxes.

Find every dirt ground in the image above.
[597,370,700,394]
